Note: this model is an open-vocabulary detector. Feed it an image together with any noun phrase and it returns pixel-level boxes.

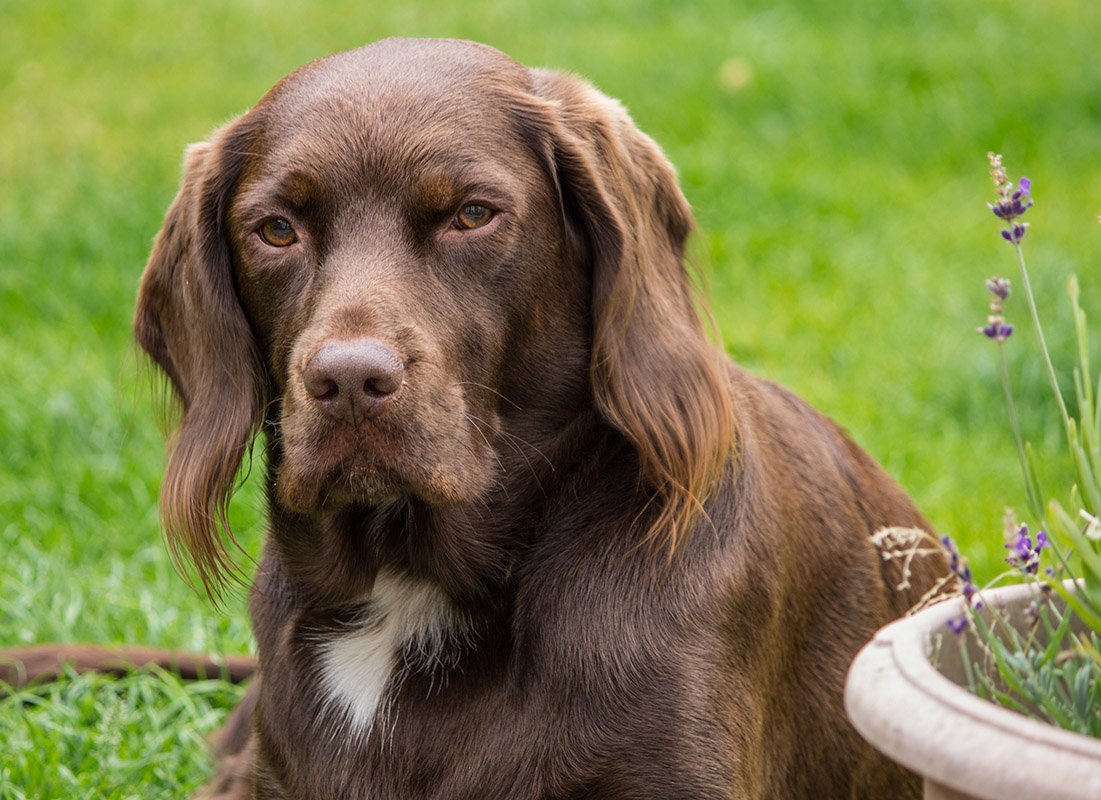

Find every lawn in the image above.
[2,0,1100,795]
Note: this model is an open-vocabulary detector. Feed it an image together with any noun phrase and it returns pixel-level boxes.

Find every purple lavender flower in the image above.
[947,615,970,635]
[991,197,1033,221]
[940,534,982,609]
[986,277,1011,301]
[939,534,984,635]
[987,154,1033,242]
[941,534,960,572]
[979,276,1013,342]
[990,177,1034,223]
[999,223,1029,243]
[1005,523,1047,575]
[980,321,1014,341]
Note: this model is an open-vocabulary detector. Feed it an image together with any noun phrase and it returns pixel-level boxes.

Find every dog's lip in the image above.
[329,456,474,508]
[289,436,474,512]
[288,450,406,511]
[321,475,405,510]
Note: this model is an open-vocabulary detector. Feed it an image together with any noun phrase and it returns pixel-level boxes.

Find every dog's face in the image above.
[227,43,590,513]
[135,39,734,593]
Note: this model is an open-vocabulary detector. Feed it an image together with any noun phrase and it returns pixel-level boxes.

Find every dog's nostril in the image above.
[364,371,402,398]
[303,338,405,421]
[306,377,339,401]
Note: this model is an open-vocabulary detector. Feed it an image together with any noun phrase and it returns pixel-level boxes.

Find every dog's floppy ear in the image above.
[527,70,736,549]
[134,120,263,598]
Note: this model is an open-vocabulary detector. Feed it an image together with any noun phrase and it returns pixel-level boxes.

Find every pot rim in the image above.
[845,579,1101,799]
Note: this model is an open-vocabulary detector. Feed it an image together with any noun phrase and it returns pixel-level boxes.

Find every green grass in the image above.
[2,0,1100,794]
[0,668,246,797]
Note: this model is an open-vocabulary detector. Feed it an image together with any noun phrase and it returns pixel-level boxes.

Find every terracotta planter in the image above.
[845,581,1101,799]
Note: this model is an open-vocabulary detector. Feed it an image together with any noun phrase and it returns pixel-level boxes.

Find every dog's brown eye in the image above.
[259,218,298,247]
[454,204,494,230]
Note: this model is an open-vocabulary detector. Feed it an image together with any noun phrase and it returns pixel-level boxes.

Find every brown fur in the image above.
[8,38,944,798]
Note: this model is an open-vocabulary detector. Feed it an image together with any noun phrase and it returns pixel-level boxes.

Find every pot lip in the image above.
[846,579,1101,798]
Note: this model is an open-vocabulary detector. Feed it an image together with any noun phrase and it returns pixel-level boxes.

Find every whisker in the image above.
[452,380,523,411]
[464,414,508,492]
[496,428,555,471]
[466,413,546,498]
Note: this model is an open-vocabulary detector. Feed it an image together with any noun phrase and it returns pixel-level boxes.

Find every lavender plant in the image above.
[874,155,1101,737]
[964,155,1101,735]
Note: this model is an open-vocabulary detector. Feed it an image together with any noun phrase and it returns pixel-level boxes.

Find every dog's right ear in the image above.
[134,120,264,600]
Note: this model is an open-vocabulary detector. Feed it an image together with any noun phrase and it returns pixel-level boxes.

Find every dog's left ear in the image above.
[134,119,265,599]
[524,70,736,549]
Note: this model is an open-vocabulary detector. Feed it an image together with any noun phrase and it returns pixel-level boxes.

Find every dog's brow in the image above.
[416,172,459,209]
[237,169,321,217]
[280,172,316,208]
[415,163,519,205]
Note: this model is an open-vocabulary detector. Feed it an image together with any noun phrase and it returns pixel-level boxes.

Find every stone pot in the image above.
[845,580,1101,799]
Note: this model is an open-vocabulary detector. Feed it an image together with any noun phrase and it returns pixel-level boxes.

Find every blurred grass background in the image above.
[2,0,1100,794]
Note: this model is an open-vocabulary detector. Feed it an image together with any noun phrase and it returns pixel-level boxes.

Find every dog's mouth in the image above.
[272,388,498,515]
[294,449,408,510]
[279,446,471,512]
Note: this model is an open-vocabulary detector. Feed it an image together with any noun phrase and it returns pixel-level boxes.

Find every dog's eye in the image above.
[258,218,298,247]
[454,204,494,230]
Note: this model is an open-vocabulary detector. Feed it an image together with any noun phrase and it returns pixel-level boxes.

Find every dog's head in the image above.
[135,38,735,594]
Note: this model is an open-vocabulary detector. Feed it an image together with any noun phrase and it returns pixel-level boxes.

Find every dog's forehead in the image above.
[243,39,538,194]
[266,41,527,146]
[290,38,528,90]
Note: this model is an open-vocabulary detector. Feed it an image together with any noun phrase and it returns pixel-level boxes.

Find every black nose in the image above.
[302,338,405,422]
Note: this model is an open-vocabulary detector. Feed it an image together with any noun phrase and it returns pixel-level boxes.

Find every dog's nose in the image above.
[303,338,405,422]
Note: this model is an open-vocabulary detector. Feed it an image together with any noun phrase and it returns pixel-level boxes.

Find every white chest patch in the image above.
[318,569,461,734]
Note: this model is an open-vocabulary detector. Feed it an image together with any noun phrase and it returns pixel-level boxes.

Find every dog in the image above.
[8,38,943,799]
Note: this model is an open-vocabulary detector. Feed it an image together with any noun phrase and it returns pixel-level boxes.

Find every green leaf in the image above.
[1049,581,1101,633]
[1068,426,1101,516]
[1042,605,1075,664]
[1024,442,1048,523]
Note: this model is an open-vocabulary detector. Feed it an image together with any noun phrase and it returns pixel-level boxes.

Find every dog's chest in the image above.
[317,569,461,732]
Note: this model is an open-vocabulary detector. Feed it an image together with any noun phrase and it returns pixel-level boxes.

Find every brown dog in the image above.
[128,38,939,798]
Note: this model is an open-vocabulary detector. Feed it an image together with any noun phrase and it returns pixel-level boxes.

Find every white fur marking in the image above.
[318,569,458,734]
